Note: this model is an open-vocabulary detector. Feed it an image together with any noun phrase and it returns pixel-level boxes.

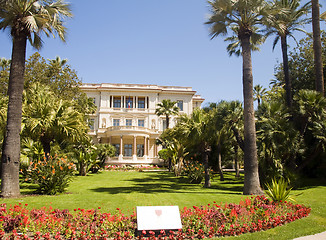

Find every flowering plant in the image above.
[0,196,310,239]
[182,161,209,184]
[22,155,76,195]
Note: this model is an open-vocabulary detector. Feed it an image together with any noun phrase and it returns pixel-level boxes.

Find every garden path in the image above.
[293,231,326,239]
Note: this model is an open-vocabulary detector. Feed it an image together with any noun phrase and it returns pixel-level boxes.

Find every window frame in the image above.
[138,97,145,109]
[138,119,145,127]
[126,119,132,126]
[177,100,184,111]
[137,144,144,157]
[124,144,132,157]
[113,97,121,108]
[113,119,120,126]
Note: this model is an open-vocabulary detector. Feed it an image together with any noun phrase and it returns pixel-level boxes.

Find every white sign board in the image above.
[137,206,182,231]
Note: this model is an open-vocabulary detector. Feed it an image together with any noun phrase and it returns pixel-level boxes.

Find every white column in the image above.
[144,136,147,160]
[119,136,123,161]
[136,96,138,109]
[145,96,147,109]
[154,140,158,158]
[147,138,150,158]
[133,135,137,161]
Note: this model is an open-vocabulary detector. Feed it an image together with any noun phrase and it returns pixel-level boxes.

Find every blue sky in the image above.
[0,0,324,105]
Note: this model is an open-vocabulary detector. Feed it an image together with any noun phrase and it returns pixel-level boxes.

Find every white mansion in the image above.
[81,83,204,165]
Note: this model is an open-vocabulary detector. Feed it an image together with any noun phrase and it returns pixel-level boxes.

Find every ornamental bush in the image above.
[182,161,205,184]
[23,155,76,195]
[265,177,294,202]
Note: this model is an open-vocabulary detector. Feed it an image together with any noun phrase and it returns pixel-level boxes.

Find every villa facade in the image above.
[80,83,204,166]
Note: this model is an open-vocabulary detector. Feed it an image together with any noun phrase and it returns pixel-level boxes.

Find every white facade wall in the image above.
[81,83,204,166]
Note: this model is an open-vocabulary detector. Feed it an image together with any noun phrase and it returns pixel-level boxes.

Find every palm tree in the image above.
[155,99,179,129]
[47,56,68,76]
[256,100,300,182]
[179,109,213,188]
[22,83,86,157]
[0,0,72,197]
[264,0,311,107]
[311,0,324,95]
[206,0,266,195]
[254,84,267,106]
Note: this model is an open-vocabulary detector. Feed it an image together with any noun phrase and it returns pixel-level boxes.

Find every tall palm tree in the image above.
[155,99,179,129]
[311,0,324,95]
[264,0,311,107]
[206,0,266,195]
[0,0,72,197]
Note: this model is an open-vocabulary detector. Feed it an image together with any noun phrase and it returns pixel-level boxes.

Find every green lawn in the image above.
[2,170,326,239]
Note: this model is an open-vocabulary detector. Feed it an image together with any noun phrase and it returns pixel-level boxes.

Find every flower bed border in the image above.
[0,196,311,239]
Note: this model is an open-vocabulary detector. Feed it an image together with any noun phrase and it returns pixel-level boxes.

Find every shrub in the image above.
[265,177,294,202]
[182,161,205,184]
[23,155,76,195]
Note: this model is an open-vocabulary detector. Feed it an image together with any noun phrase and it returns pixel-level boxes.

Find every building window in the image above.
[113,97,121,108]
[124,144,132,157]
[137,144,144,157]
[138,97,145,108]
[113,144,120,156]
[177,100,183,111]
[138,119,144,127]
[126,119,132,126]
[163,120,167,130]
[113,119,120,126]
[89,119,95,130]
[125,97,133,109]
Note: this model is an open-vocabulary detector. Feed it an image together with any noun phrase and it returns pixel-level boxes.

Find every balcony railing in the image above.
[106,126,159,133]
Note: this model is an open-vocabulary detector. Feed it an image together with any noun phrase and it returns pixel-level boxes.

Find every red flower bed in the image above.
[0,196,310,239]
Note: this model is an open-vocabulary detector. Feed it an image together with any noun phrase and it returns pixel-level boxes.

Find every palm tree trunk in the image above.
[203,145,211,188]
[166,115,170,129]
[241,35,263,195]
[234,144,240,178]
[41,137,51,158]
[217,144,224,181]
[281,36,292,107]
[312,0,324,95]
[231,125,244,151]
[1,34,27,198]
[79,161,87,176]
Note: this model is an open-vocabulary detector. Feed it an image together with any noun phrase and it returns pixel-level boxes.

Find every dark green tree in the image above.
[0,0,72,198]
[273,32,326,95]
[22,83,87,157]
